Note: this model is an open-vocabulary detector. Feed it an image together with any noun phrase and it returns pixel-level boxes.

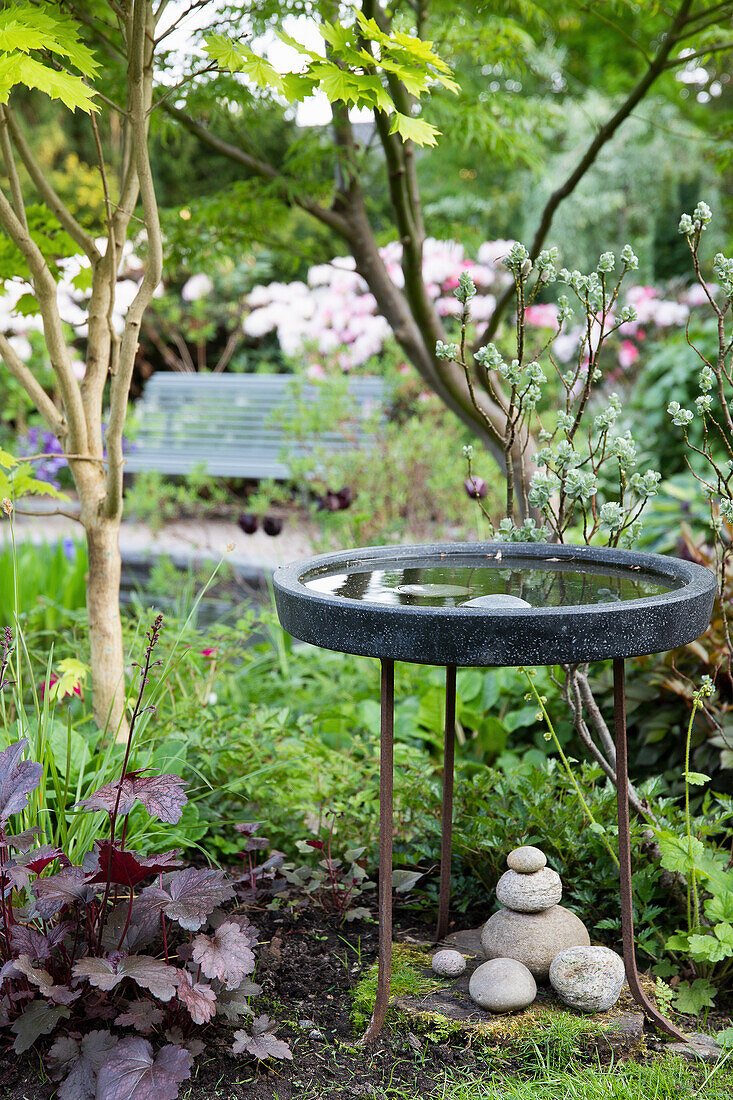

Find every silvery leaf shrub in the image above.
[443,242,661,545]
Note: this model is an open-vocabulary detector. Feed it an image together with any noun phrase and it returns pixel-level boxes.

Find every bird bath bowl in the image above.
[273,543,716,1041]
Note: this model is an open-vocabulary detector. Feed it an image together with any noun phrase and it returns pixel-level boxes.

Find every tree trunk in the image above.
[84,513,127,740]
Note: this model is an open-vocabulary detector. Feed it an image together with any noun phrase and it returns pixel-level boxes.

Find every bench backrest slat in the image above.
[124,373,385,479]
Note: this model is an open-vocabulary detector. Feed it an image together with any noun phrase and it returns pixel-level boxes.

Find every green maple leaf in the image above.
[389,111,440,147]
[309,63,358,104]
[205,34,247,73]
[279,73,316,101]
[0,3,98,112]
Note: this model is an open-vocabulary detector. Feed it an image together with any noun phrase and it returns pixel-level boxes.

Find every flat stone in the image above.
[507,845,547,874]
[496,868,562,912]
[431,949,466,978]
[549,946,625,1012]
[441,927,484,957]
[481,905,590,981]
[657,1032,724,1062]
[468,958,537,1013]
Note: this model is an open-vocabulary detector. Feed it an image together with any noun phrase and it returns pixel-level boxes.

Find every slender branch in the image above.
[0,108,27,231]
[0,186,86,452]
[481,0,696,344]
[162,102,353,238]
[106,0,162,521]
[4,108,100,262]
[0,333,65,437]
[663,40,733,68]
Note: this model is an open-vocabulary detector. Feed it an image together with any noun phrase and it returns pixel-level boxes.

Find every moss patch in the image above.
[351,944,443,1029]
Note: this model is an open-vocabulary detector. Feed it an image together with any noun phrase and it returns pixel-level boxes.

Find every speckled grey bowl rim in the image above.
[272,542,717,666]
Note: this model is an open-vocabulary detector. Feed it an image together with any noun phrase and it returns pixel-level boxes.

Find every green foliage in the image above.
[624,319,721,476]
[0,448,67,502]
[206,12,457,148]
[124,466,233,533]
[0,204,80,284]
[0,538,87,631]
[0,2,99,112]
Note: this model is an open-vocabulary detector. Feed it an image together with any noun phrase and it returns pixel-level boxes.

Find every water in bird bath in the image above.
[302,554,682,609]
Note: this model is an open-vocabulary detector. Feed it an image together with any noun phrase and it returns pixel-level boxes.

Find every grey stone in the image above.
[658,1033,724,1063]
[549,945,626,1012]
[507,845,547,874]
[480,905,590,981]
[468,958,537,1013]
[496,867,562,912]
[462,595,531,609]
[431,949,466,978]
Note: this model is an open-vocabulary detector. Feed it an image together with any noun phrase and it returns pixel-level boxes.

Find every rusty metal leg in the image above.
[361,658,395,1044]
[613,657,687,1041]
[435,664,457,942]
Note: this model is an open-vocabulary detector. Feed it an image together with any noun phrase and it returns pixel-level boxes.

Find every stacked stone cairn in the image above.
[431,845,626,1015]
[479,845,591,987]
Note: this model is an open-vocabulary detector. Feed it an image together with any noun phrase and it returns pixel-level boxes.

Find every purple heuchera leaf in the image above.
[175,969,216,1025]
[0,740,42,825]
[95,1038,192,1100]
[1,826,41,851]
[77,772,187,825]
[140,868,234,931]
[191,921,256,989]
[48,1030,116,1100]
[3,844,65,890]
[115,1000,165,1035]
[88,842,181,887]
[6,953,79,1005]
[33,868,95,919]
[232,1015,292,1061]
[73,955,179,1001]
[11,1000,70,1053]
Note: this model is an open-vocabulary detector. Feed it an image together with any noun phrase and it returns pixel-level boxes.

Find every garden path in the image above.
[1,498,320,573]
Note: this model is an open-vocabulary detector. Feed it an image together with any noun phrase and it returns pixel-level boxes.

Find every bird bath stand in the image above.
[273,542,716,1043]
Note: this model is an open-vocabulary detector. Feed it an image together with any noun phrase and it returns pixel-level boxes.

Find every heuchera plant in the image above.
[0,617,290,1100]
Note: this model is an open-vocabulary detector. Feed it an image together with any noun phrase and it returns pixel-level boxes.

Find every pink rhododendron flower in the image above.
[525,303,559,330]
[618,341,639,370]
[306,363,327,380]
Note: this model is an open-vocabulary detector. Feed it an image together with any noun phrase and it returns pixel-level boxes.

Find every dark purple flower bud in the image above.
[324,492,341,512]
[263,516,283,536]
[238,513,258,535]
[464,476,488,500]
[336,487,353,510]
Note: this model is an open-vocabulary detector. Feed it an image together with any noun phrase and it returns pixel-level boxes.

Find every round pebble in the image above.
[431,949,466,978]
[549,946,626,1012]
[468,958,537,1013]
[507,845,547,874]
[496,867,562,913]
[481,904,591,981]
[462,594,531,609]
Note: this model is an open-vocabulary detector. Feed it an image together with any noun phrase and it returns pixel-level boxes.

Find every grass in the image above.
[440,1053,733,1099]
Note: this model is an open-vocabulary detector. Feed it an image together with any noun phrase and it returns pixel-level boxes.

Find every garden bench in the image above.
[124,373,385,479]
